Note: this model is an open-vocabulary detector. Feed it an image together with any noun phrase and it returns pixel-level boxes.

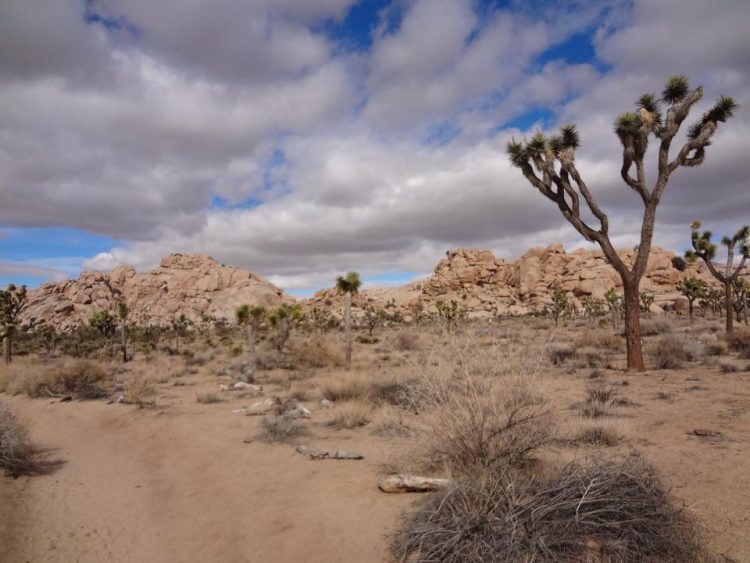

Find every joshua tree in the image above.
[507,77,737,371]
[363,305,385,336]
[269,303,303,354]
[686,222,749,335]
[604,288,623,331]
[336,272,361,368]
[236,304,266,360]
[550,287,569,327]
[117,302,130,363]
[639,292,655,315]
[35,322,59,357]
[731,277,749,325]
[675,276,708,324]
[435,299,463,333]
[171,314,190,353]
[0,284,28,364]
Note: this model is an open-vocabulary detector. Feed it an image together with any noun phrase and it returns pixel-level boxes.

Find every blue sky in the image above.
[1,0,748,294]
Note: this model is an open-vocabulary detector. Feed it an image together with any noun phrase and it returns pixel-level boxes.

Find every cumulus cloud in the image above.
[2,0,750,292]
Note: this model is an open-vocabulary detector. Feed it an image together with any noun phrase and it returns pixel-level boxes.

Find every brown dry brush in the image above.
[389,455,708,563]
[0,399,34,476]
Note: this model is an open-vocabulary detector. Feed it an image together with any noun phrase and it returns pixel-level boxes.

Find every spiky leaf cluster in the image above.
[687,95,739,141]
[0,284,27,326]
[336,271,362,294]
[662,76,690,103]
[685,221,717,262]
[506,124,580,168]
[676,277,708,301]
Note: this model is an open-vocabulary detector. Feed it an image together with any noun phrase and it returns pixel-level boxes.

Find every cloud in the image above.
[3,0,750,293]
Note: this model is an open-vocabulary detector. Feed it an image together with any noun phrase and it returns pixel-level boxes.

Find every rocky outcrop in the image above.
[417,245,726,316]
[22,253,292,330]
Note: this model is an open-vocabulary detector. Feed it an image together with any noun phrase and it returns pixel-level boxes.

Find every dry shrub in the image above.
[639,318,673,336]
[196,392,224,404]
[0,399,34,476]
[650,335,695,369]
[728,329,750,358]
[719,362,738,374]
[260,412,308,443]
[7,360,108,399]
[547,343,574,365]
[124,377,156,407]
[371,407,415,438]
[318,373,371,402]
[569,424,623,447]
[289,336,343,368]
[578,330,622,351]
[705,340,727,356]
[368,376,418,409]
[573,347,606,369]
[389,331,421,352]
[326,403,371,430]
[580,383,617,419]
[389,455,708,563]
[411,338,553,475]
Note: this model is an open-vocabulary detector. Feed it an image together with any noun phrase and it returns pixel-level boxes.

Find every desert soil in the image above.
[2,325,750,562]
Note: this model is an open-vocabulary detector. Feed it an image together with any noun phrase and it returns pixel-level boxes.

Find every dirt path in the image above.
[1,396,412,563]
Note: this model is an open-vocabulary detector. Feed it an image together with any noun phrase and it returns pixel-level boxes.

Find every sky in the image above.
[1,0,749,296]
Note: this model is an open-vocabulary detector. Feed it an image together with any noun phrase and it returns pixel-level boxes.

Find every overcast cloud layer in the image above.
[1,0,749,291]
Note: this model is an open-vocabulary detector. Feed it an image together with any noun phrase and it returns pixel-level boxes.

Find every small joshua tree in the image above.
[550,287,569,327]
[363,305,385,336]
[336,272,362,368]
[0,284,27,364]
[604,288,623,331]
[236,304,266,360]
[699,288,724,318]
[269,303,303,355]
[35,322,59,357]
[435,299,463,333]
[686,222,749,335]
[675,276,708,324]
[731,277,749,325]
[508,77,737,371]
[640,292,655,315]
[117,302,130,363]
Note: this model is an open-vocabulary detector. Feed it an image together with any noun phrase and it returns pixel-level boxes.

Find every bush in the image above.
[196,392,224,404]
[705,340,727,356]
[389,456,708,563]
[639,318,673,336]
[579,383,617,418]
[124,377,156,407]
[260,412,308,443]
[728,329,750,358]
[7,360,108,399]
[326,404,371,430]
[569,424,623,447]
[578,330,622,351]
[650,335,694,369]
[318,374,371,402]
[389,331,421,352]
[547,343,575,365]
[0,399,34,476]
[289,336,343,368]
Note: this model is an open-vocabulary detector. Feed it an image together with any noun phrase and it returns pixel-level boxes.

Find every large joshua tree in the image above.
[507,76,737,371]
[0,284,28,364]
[686,222,749,336]
[336,271,361,368]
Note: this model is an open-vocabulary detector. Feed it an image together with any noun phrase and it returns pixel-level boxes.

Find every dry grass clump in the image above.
[325,403,371,430]
[569,424,623,447]
[547,343,574,365]
[650,335,695,369]
[196,392,224,404]
[411,338,553,475]
[580,383,617,418]
[0,399,34,476]
[719,361,738,374]
[389,455,708,563]
[368,376,418,409]
[260,412,308,443]
[371,407,415,438]
[388,331,421,352]
[705,340,727,357]
[639,318,673,336]
[7,360,109,399]
[289,336,343,368]
[728,329,750,358]
[318,373,371,402]
[124,377,156,408]
[578,330,622,351]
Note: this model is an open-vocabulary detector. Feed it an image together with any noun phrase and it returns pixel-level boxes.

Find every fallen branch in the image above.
[295,444,363,460]
[378,474,451,493]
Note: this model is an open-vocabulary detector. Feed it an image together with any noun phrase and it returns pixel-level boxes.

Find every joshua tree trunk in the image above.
[725,280,734,334]
[687,298,695,324]
[623,278,646,372]
[3,335,10,365]
[344,292,352,368]
[121,324,128,363]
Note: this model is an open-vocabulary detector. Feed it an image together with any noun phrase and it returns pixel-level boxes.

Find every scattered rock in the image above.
[295,445,363,460]
[378,474,451,493]
[320,399,335,409]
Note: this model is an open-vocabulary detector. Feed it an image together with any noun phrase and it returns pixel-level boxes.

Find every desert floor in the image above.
[2,317,750,562]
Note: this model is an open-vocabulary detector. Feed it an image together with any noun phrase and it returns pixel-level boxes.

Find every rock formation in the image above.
[22,253,292,330]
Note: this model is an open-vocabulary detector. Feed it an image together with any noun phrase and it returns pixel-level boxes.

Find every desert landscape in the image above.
[2,1,750,562]
[2,244,750,562]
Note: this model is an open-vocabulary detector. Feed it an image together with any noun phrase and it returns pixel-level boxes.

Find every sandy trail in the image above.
[1,395,411,563]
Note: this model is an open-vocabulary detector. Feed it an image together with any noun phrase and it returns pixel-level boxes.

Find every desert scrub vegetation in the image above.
[0,399,34,476]
[650,335,698,369]
[196,392,224,404]
[638,318,673,336]
[568,423,623,447]
[260,412,308,443]
[6,360,109,399]
[389,455,708,563]
[728,328,750,358]
[325,403,371,430]
[288,336,343,369]
[579,383,618,419]
[124,376,156,407]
